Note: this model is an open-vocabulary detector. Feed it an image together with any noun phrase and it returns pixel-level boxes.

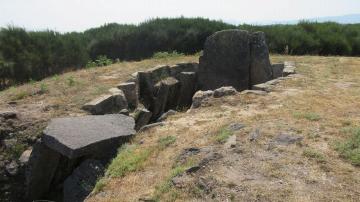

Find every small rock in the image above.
[134,108,152,131]
[213,86,237,98]
[191,90,214,109]
[240,90,268,95]
[249,128,261,141]
[138,122,165,133]
[283,61,296,76]
[5,161,19,176]
[227,123,245,132]
[186,165,201,173]
[0,111,17,119]
[19,149,32,165]
[273,133,303,145]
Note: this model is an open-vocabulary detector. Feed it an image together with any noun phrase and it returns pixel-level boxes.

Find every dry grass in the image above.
[86,55,360,202]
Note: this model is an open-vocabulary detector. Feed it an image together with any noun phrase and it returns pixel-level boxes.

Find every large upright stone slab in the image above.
[42,114,135,159]
[198,30,251,91]
[177,72,197,108]
[117,82,138,109]
[250,32,273,85]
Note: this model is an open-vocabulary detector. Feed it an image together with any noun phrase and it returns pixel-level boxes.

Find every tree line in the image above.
[0,17,359,89]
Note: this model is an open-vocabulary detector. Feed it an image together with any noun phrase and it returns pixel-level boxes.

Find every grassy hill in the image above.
[1,54,359,201]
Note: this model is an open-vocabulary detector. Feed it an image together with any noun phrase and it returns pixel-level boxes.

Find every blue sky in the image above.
[1,0,359,32]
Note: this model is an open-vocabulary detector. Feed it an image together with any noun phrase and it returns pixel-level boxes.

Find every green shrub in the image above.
[152,51,184,59]
[335,128,360,166]
[215,128,233,143]
[303,148,326,163]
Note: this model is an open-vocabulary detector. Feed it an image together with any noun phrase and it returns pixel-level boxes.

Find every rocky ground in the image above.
[86,56,360,202]
[0,55,359,201]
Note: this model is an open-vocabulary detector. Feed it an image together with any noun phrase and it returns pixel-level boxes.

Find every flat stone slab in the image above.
[43,114,135,159]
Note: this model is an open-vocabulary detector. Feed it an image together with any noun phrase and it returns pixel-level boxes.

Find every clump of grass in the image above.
[215,128,233,143]
[293,111,321,121]
[303,148,326,163]
[152,51,184,59]
[93,178,107,194]
[105,144,152,177]
[67,76,76,87]
[335,127,360,166]
[11,91,29,101]
[39,83,48,94]
[158,136,176,149]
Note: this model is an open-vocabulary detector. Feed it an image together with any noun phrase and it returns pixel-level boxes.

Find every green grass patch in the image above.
[11,91,30,101]
[335,127,360,166]
[158,136,176,149]
[215,128,233,143]
[93,178,107,194]
[293,111,321,121]
[303,148,326,163]
[152,51,184,59]
[105,144,152,178]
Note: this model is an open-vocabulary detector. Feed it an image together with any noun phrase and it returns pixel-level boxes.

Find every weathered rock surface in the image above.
[170,63,198,78]
[5,161,19,176]
[240,90,268,95]
[271,63,285,78]
[151,77,180,120]
[26,141,61,201]
[82,90,128,115]
[42,114,135,159]
[117,82,138,109]
[198,30,251,91]
[63,159,104,202]
[250,32,273,85]
[177,72,197,108]
[191,90,214,109]
[213,86,237,98]
[0,111,17,119]
[134,108,152,131]
[157,110,177,122]
[283,61,296,76]
[19,149,32,165]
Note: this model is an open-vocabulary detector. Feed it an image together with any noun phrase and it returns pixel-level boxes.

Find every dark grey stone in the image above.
[271,63,285,79]
[26,141,61,201]
[0,111,17,119]
[177,72,197,108]
[5,161,19,176]
[82,90,128,115]
[170,63,199,78]
[117,82,138,109]
[250,32,273,85]
[213,86,237,98]
[63,159,104,202]
[227,123,245,132]
[198,29,251,91]
[42,114,135,159]
[134,108,152,131]
[273,133,303,145]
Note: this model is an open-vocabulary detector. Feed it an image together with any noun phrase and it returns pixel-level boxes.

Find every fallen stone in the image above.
[5,161,19,176]
[157,110,177,122]
[273,133,303,145]
[177,72,197,108]
[191,90,214,109]
[42,114,135,159]
[252,83,273,92]
[271,63,285,78]
[240,90,268,96]
[82,93,127,115]
[64,159,104,202]
[213,86,237,98]
[19,149,32,165]
[283,61,296,76]
[117,82,138,109]
[134,108,152,131]
[26,141,61,201]
[198,30,251,91]
[0,111,17,119]
[227,123,245,132]
[139,122,165,133]
[250,32,273,85]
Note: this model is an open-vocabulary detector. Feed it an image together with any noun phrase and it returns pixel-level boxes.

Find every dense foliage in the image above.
[0,17,359,89]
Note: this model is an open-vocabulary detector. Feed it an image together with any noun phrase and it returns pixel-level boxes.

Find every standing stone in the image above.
[63,159,104,202]
[271,63,285,79]
[177,72,197,108]
[134,108,152,131]
[151,77,179,120]
[117,82,138,109]
[26,141,61,201]
[250,32,273,85]
[198,30,251,91]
